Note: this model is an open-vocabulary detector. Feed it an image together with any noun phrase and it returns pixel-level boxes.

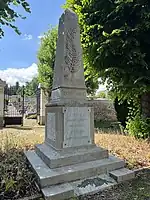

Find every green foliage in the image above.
[0,0,31,38]
[37,26,57,96]
[26,113,37,119]
[126,115,150,139]
[84,57,99,95]
[0,149,39,199]
[96,91,106,98]
[64,0,150,110]
[65,0,150,139]
[25,77,38,97]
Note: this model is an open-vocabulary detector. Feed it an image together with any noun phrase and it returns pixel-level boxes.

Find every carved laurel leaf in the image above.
[64,28,81,75]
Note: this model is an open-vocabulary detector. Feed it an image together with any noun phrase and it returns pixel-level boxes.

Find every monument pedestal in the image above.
[25,9,134,200]
[26,145,134,200]
[25,103,134,200]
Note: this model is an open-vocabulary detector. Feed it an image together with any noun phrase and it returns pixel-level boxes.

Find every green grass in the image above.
[0,149,42,200]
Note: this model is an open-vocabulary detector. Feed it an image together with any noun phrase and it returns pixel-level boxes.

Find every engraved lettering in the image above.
[63,107,91,147]
[47,113,56,141]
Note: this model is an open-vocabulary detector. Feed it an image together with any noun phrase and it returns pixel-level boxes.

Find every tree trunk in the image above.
[141,91,150,118]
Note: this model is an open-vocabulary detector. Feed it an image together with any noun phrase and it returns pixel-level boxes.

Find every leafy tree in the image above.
[8,82,21,95]
[65,0,150,138]
[25,77,38,97]
[0,0,30,38]
[96,91,106,99]
[37,26,57,97]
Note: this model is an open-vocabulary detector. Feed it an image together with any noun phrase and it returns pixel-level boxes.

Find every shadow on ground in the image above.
[4,126,33,130]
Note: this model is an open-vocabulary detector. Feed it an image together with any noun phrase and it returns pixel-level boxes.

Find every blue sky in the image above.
[0,0,66,85]
[0,0,106,91]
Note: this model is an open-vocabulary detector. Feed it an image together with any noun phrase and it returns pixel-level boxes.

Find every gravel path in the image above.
[79,169,150,200]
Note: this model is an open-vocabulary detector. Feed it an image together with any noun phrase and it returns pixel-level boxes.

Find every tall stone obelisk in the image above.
[50,9,87,105]
[25,9,134,200]
[45,9,95,150]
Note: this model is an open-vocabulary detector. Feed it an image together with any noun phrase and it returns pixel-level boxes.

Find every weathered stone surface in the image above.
[42,174,117,200]
[47,113,56,141]
[35,143,108,168]
[63,107,91,147]
[45,106,95,150]
[42,183,74,200]
[88,99,117,122]
[25,150,125,188]
[109,168,135,182]
[51,9,86,104]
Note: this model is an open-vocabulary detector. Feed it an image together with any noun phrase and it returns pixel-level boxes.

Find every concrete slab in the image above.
[41,174,117,200]
[25,150,125,188]
[35,143,108,168]
[109,168,135,182]
[42,183,75,200]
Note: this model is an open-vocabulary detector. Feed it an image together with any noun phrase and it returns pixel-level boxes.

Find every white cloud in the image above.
[23,34,33,40]
[38,35,44,39]
[0,63,38,86]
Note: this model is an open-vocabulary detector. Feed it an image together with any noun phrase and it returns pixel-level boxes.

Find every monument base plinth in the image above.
[35,143,108,169]
[25,149,134,200]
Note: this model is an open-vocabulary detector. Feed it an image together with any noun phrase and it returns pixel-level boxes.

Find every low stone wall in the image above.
[88,99,117,122]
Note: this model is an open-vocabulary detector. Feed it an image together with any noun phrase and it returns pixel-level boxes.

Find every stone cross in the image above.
[50,9,87,105]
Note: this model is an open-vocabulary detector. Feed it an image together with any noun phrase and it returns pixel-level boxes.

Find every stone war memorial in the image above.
[25,9,135,200]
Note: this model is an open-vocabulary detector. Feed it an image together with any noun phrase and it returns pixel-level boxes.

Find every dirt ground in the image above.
[0,119,150,200]
[1,119,149,169]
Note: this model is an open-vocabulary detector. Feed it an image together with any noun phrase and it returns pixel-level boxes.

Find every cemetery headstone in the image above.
[25,9,135,200]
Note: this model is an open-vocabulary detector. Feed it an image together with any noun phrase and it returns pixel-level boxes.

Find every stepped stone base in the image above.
[35,143,108,168]
[25,145,135,200]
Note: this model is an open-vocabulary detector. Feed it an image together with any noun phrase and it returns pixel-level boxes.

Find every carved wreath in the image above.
[64,28,81,76]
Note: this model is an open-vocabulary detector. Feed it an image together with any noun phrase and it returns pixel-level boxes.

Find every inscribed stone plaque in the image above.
[47,113,56,141]
[63,107,91,148]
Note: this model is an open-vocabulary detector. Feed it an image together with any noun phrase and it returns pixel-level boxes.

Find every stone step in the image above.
[109,168,135,182]
[25,150,125,188]
[42,174,117,200]
[42,183,74,200]
[35,143,108,168]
